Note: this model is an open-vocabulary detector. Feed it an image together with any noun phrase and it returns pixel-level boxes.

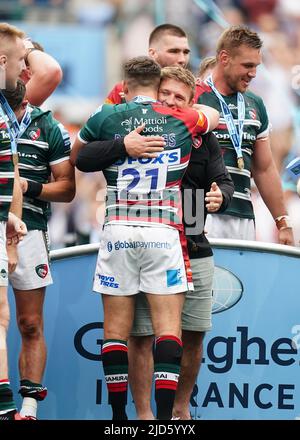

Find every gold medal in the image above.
[12,153,19,166]
[237,157,244,170]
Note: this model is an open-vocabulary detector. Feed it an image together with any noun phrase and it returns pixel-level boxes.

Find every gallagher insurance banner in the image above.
[7,240,300,420]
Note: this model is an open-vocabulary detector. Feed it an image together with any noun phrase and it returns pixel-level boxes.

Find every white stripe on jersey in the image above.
[233,191,251,201]
[49,156,70,166]
[0,172,14,178]
[18,139,49,149]
[227,166,251,177]
[0,149,11,156]
[219,118,262,128]
[23,202,44,214]
[19,163,47,171]
[223,146,253,156]
[0,195,13,202]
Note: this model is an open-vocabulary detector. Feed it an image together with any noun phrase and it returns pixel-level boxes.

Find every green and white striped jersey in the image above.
[79,100,208,229]
[17,105,71,230]
[0,110,14,222]
[196,82,269,219]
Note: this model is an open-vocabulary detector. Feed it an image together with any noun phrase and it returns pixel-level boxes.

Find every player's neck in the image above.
[15,107,26,122]
[127,88,158,102]
[212,68,236,96]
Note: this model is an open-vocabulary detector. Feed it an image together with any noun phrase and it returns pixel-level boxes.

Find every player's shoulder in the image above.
[194,79,212,101]
[29,105,50,121]
[105,82,124,104]
[244,89,265,106]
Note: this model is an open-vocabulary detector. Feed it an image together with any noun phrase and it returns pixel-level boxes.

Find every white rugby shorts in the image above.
[93,224,188,296]
[9,229,53,290]
[0,221,8,287]
[205,214,255,240]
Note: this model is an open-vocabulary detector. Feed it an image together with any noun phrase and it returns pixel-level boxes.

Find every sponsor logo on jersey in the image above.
[35,264,48,279]
[249,109,257,120]
[121,117,133,133]
[121,116,167,134]
[115,148,181,166]
[29,128,41,141]
[0,130,10,140]
[214,131,256,142]
[228,103,237,110]
[97,274,119,289]
[0,268,7,279]
[18,152,38,159]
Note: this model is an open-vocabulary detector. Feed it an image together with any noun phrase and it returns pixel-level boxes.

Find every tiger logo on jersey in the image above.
[29,128,41,141]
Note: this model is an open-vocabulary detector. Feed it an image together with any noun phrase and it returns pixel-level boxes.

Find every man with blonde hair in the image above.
[72,57,219,420]
[198,56,217,80]
[196,25,294,245]
[0,22,28,420]
[75,65,230,420]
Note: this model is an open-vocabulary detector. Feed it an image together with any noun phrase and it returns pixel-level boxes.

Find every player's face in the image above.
[222,45,261,93]
[150,35,190,68]
[158,78,193,109]
[4,37,26,90]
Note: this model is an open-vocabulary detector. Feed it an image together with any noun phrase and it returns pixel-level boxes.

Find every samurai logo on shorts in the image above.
[35,264,48,279]
[0,268,7,279]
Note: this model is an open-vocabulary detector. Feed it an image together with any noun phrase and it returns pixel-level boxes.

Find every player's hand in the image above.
[205,182,223,212]
[124,124,165,158]
[278,228,294,246]
[6,212,27,245]
[19,178,28,194]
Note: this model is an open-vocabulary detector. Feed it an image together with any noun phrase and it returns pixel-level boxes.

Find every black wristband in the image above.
[24,180,43,198]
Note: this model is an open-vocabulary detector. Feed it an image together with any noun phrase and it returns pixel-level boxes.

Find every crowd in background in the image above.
[2,0,300,248]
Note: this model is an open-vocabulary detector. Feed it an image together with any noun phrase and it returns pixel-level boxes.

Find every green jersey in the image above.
[0,110,14,222]
[195,82,269,219]
[17,105,71,230]
[79,99,208,229]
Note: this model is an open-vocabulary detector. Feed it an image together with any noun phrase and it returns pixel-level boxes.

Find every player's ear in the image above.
[148,47,156,59]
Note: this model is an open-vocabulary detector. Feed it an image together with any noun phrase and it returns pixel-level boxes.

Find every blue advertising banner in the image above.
[13,23,106,98]
[7,242,300,420]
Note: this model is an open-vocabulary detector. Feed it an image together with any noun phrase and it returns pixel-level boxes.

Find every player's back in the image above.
[79,99,207,229]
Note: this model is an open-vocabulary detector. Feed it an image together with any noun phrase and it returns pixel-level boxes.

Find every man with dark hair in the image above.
[105,23,190,105]
[3,79,75,420]
[196,25,294,245]
[148,23,190,68]
[71,57,218,420]
[76,65,232,420]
